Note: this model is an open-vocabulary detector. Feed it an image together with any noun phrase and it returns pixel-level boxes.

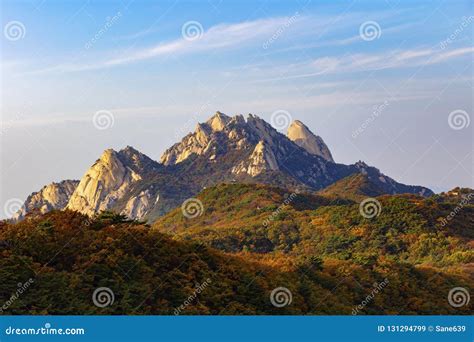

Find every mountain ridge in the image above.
[287,120,334,162]
[11,111,434,222]
[13,180,79,221]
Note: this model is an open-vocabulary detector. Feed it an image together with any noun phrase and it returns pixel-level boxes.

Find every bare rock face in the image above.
[232,140,279,176]
[160,112,231,165]
[158,111,432,197]
[232,140,279,177]
[13,180,79,221]
[161,112,289,167]
[287,120,334,162]
[64,146,164,219]
[66,149,143,216]
[207,110,231,131]
[160,123,211,165]
[12,110,433,222]
[121,189,157,220]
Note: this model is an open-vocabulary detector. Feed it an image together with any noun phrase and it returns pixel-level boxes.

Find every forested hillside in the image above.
[1,182,472,315]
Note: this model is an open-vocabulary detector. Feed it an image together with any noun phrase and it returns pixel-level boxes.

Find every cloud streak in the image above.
[27,16,306,74]
[253,46,474,82]
[20,11,472,78]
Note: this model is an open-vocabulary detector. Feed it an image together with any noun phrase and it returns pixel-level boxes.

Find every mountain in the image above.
[11,111,433,221]
[155,183,474,259]
[13,180,79,221]
[66,147,159,217]
[287,120,334,162]
[66,146,196,220]
[318,173,388,201]
[160,111,232,165]
[4,111,470,316]
[0,209,471,314]
[160,112,432,195]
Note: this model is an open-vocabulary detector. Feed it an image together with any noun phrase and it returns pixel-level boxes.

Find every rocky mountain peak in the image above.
[232,140,279,177]
[118,145,161,173]
[12,179,79,221]
[194,123,211,144]
[120,145,142,156]
[159,112,339,178]
[229,114,246,125]
[12,110,434,223]
[246,114,277,140]
[98,148,117,164]
[66,148,143,216]
[206,111,231,131]
[160,112,285,166]
[287,120,334,162]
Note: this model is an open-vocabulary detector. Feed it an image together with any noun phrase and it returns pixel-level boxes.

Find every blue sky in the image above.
[1,0,473,217]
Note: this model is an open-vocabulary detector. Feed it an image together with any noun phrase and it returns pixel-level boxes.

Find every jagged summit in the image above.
[118,145,162,173]
[231,140,279,177]
[12,111,434,222]
[64,146,165,218]
[161,112,298,166]
[287,120,334,162]
[206,111,231,131]
[13,179,79,221]
[160,112,334,167]
[66,148,144,216]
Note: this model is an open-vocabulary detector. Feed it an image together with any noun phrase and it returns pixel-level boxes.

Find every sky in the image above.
[1,0,473,218]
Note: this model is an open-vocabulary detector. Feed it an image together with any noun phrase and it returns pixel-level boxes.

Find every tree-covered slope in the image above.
[1,209,471,314]
[155,184,473,268]
[318,173,387,201]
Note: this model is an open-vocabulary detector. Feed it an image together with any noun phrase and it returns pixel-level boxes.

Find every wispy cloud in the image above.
[254,46,474,82]
[25,10,409,75]
[312,46,474,73]
[20,9,471,78]
[27,16,307,74]
[431,46,474,63]
[260,15,422,56]
[107,15,309,65]
[113,27,161,41]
